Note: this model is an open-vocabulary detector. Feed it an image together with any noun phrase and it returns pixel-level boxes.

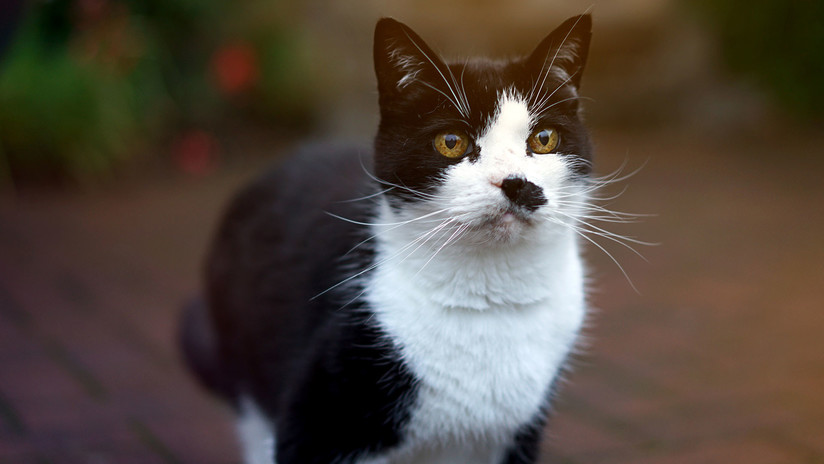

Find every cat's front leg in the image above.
[500,414,548,464]
[272,327,416,464]
[273,401,402,464]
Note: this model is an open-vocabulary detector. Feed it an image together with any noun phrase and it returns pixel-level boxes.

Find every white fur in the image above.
[237,396,276,464]
[234,93,588,464]
[388,47,423,89]
[438,93,575,252]
[362,92,588,462]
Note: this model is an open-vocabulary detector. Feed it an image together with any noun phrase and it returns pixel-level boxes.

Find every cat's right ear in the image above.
[373,18,444,99]
[526,14,592,90]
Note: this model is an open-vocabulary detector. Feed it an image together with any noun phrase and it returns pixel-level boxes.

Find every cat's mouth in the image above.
[474,207,538,241]
[497,209,533,225]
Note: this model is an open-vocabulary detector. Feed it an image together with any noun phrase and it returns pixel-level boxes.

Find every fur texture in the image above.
[181,14,595,464]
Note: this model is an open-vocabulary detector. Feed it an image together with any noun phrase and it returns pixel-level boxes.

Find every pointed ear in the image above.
[526,14,592,90]
[373,18,446,98]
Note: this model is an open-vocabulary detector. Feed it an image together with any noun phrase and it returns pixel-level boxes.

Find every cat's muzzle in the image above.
[499,175,547,213]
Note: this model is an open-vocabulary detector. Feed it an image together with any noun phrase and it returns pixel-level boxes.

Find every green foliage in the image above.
[0,0,321,185]
[0,1,166,182]
[1,29,133,180]
[251,27,320,125]
[692,0,824,120]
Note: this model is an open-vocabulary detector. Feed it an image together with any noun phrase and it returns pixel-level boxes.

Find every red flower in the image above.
[171,129,220,176]
[211,42,260,95]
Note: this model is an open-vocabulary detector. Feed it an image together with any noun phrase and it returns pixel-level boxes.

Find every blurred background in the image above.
[0,0,821,185]
[0,0,823,463]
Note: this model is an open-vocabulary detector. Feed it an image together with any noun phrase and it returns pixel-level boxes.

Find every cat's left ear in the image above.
[526,14,592,90]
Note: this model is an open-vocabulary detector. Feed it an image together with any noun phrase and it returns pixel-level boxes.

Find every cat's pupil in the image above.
[538,131,550,146]
[445,134,458,149]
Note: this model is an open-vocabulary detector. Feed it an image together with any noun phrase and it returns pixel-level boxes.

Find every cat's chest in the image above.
[365,248,586,448]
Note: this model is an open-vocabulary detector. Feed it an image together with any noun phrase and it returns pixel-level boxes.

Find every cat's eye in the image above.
[528,128,560,154]
[434,130,471,158]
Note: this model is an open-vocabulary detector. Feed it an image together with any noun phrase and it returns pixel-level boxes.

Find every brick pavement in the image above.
[0,127,822,463]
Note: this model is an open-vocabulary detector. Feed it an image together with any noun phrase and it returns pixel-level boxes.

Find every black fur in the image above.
[502,416,549,464]
[181,15,594,464]
[179,296,236,402]
[373,15,593,207]
[198,144,417,460]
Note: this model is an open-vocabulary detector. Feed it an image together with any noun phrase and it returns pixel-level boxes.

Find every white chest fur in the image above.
[365,222,586,460]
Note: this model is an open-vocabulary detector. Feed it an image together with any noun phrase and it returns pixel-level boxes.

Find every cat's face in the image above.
[373,16,593,245]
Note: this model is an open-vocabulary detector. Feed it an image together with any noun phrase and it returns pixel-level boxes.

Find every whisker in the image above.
[325,208,451,228]
[414,222,471,277]
[533,73,576,114]
[359,163,444,202]
[558,211,647,224]
[555,200,655,221]
[340,208,460,256]
[554,210,656,253]
[556,183,629,202]
[401,29,469,117]
[576,158,649,191]
[417,80,467,118]
[446,60,471,116]
[459,60,471,116]
[529,13,589,109]
[529,40,559,107]
[336,186,395,203]
[534,95,594,116]
[556,158,648,203]
[397,217,463,266]
[551,216,640,293]
[311,215,457,300]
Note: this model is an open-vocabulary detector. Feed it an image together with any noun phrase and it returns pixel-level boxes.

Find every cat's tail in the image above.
[178,296,237,403]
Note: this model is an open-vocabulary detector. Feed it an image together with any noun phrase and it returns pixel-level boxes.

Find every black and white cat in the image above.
[181,14,595,464]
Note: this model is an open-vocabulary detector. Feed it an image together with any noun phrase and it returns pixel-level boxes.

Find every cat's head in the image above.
[372,15,593,245]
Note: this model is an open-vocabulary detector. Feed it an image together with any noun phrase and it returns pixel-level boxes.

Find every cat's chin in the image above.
[471,209,537,245]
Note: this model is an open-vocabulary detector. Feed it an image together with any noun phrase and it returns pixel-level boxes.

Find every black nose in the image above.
[500,175,547,212]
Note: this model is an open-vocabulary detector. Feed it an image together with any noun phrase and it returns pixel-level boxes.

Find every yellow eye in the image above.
[528,127,559,154]
[434,130,471,158]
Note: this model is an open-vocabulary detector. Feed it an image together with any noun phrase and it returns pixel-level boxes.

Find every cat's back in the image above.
[208,141,373,296]
[212,142,372,244]
[201,142,375,398]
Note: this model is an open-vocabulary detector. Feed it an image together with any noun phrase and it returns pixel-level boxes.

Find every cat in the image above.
[181,14,594,464]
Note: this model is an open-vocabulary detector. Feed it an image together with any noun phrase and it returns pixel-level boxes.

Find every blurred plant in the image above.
[211,1,322,127]
[171,128,219,177]
[211,42,259,95]
[0,0,321,185]
[247,26,321,125]
[692,0,824,121]
[0,0,157,182]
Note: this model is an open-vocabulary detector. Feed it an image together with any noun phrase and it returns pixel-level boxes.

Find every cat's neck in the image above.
[369,199,583,311]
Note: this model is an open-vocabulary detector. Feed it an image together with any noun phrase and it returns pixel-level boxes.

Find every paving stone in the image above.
[1,128,823,462]
[544,411,642,461]
[607,438,804,464]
